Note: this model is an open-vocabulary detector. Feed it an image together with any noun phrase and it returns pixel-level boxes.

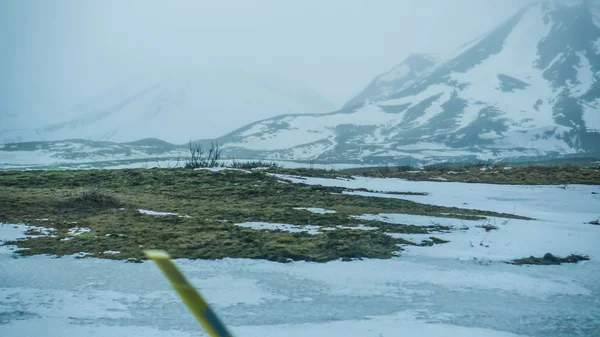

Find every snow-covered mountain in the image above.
[219,0,600,164]
[0,67,336,145]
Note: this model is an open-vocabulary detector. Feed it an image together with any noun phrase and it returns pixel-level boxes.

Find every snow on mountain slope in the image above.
[221,0,600,164]
[343,54,440,109]
[0,67,336,145]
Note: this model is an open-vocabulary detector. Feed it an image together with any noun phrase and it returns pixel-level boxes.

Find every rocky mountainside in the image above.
[219,0,600,164]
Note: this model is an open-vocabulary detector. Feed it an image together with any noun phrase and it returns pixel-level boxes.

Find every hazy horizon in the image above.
[1,0,531,135]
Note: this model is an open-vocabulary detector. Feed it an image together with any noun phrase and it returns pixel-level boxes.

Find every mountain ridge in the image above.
[216,0,600,164]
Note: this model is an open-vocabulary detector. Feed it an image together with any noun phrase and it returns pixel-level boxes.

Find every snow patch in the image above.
[451,3,556,130]
[73,252,93,258]
[593,7,600,28]
[568,52,594,96]
[278,175,599,259]
[0,224,33,254]
[582,100,600,131]
[103,250,121,255]
[193,167,250,173]
[293,207,336,214]
[354,213,478,228]
[68,227,91,236]
[234,222,321,235]
[231,104,396,151]
[137,209,191,218]
[488,126,576,153]
[479,131,502,140]
[337,225,378,231]
[138,209,179,216]
[412,89,453,128]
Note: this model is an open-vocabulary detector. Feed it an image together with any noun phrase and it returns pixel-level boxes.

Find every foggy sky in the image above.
[1,0,530,130]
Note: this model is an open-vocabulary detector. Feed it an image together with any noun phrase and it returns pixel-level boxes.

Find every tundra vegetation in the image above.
[1,153,596,263]
[0,167,526,263]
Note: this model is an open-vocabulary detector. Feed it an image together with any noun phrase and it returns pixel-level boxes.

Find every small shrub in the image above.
[395,165,413,172]
[377,165,392,174]
[476,223,499,232]
[423,162,452,172]
[185,142,225,169]
[229,160,281,170]
[24,229,47,236]
[60,189,122,210]
[461,160,492,169]
[511,253,590,265]
[429,236,450,244]
[419,236,450,246]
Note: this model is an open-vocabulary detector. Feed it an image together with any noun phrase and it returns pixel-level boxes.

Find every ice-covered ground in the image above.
[1,177,599,336]
[275,175,600,261]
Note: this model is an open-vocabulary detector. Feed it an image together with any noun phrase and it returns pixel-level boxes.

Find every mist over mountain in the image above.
[343,54,441,109]
[0,67,336,145]
[2,0,599,166]
[219,0,600,163]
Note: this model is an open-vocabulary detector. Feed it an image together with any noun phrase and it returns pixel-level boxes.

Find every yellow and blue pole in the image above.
[144,250,233,337]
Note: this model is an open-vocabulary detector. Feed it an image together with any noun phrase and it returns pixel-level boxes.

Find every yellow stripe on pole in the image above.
[144,250,233,337]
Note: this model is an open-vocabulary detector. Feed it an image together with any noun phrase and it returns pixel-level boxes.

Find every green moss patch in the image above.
[510,253,590,265]
[0,168,525,262]
[272,163,600,185]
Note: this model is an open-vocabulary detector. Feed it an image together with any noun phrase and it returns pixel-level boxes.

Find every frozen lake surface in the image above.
[1,177,599,336]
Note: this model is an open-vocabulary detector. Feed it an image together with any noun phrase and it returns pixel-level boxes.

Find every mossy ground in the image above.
[0,168,524,262]
[274,163,600,185]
